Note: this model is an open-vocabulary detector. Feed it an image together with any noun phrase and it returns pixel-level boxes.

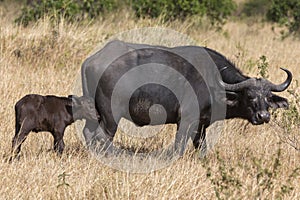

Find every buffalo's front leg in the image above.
[192,125,207,158]
[52,128,65,155]
[174,120,200,156]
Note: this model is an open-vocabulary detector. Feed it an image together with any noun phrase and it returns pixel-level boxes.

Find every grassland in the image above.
[0,1,299,199]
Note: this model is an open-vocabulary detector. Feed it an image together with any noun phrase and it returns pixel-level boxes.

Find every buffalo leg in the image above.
[83,122,114,154]
[174,120,199,156]
[89,116,119,155]
[83,120,99,146]
[52,130,65,155]
[98,120,117,153]
[11,119,32,159]
[193,125,207,158]
[192,125,205,149]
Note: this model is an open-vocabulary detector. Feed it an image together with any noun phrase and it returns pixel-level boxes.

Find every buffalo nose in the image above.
[256,111,270,123]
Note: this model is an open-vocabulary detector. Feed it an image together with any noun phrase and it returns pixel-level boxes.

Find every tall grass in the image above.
[0,1,299,199]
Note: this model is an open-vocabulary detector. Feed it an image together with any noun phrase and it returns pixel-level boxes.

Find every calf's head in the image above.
[221,68,292,125]
[69,95,100,121]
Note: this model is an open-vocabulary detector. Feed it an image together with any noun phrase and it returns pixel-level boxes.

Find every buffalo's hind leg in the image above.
[100,122,117,154]
[83,120,99,146]
[11,118,32,160]
[89,117,118,155]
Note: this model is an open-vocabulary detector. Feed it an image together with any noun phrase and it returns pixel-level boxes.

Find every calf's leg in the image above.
[52,128,65,155]
[11,118,32,159]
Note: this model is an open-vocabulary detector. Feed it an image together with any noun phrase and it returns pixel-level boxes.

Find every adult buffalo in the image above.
[81,40,292,156]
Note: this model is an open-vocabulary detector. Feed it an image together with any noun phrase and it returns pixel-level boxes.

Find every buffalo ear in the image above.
[224,92,239,106]
[224,98,239,107]
[268,94,289,109]
[217,92,239,106]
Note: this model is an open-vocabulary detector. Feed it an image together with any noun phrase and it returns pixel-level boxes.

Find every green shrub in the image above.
[202,0,237,26]
[130,0,236,26]
[15,0,117,26]
[204,152,242,199]
[15,0,236,27]
[202,146,299,199]
[241,0,271,17]
[267,0,300,36]
[257,55,269,79]
[272,80,300,152]
[131,0,204,19]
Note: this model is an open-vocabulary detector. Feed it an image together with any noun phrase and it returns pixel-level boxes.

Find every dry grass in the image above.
[0,1,300,199]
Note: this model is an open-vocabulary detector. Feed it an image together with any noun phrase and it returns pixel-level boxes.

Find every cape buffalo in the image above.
[12,94,99,158]
[81,40,292,157]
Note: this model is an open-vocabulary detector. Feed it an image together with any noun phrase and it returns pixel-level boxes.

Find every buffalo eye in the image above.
[246,91,256,100]
[249,97,259,108]
[265,94,274,103]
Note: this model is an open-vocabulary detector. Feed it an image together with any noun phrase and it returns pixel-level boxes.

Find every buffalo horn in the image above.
[218,78,256,91]
[268,68,292,92]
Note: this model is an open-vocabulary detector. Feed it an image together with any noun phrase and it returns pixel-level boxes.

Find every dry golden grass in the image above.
[0,1,299,199]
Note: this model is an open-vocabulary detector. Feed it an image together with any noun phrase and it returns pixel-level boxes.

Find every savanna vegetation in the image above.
[0,0,299,199]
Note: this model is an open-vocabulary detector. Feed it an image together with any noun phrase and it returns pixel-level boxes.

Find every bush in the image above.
[15,0,236,28]
[241,0,271,17]
[131,0,203,19]
[272,81,300,152]
[202,0,237,26]
[203,146,300,199]
[131,0,237,26]
[267,0,300,35]
[15,0,117,26]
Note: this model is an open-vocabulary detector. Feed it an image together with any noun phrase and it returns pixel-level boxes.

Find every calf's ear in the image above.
[268,94,289,109]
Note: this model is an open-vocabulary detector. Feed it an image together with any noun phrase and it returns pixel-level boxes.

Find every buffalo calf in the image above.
[12,94,99,158]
